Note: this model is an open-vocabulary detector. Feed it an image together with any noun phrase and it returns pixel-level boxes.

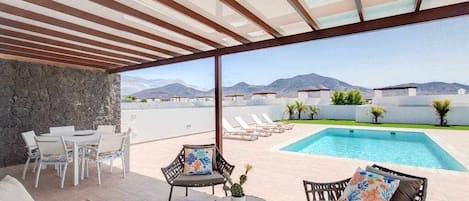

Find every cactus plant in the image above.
[223,164,253,198]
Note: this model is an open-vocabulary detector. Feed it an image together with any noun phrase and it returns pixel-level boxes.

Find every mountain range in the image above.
[126,73,469,99]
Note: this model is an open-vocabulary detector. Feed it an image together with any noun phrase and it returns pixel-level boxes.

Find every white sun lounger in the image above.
[251,114,285,133]
[262,113,294,130]
[234,116,272,137]
[222,118,259,141]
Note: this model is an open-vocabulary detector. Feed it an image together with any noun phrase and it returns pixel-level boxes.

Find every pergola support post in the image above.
[214,55,223,152]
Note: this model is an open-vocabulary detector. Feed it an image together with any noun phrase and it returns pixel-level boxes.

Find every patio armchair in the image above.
[21,131,40,180]
[161,144,234,201]
[82,134,127,185]
[303,164,427,201]
[34,136,72,188]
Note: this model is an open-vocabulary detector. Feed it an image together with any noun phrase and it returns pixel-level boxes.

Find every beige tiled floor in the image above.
[2,124,469,201]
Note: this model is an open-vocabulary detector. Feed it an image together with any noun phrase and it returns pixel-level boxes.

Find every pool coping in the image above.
[271,125,469,175]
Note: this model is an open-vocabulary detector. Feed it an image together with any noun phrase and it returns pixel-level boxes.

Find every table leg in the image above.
[81,147,86,180]
[73,143,79,186]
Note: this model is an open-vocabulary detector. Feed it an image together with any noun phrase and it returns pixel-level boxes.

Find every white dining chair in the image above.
[21,131,40,180]
[34,136,71,188]
[49,126,75,136]
[96,125,115,135]
[83,134,126,185]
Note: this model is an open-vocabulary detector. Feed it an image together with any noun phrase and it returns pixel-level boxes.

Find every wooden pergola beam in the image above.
[0,28,137,65]
[0,43,113,69]
[0,17,154,62]
[288,0,319,31]
[0,36,123,66]
[221,0,282,38]
[158,0,250,44]
[0,2,168,59]
[0,49,105,69]
[24,0,200,54]
[90,0,224,49]
[108,2,469,73]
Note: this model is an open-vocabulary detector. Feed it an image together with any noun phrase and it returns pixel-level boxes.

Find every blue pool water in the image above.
[281,128,467,171]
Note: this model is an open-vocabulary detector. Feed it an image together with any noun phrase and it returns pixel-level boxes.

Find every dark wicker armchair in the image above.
[303,164,428,201]
[161,144,235,201]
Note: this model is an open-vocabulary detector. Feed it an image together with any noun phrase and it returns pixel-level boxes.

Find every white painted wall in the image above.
[317,105,357,120]
[372,94,469,106]
[356,105,469,125]
[121,104,284,144]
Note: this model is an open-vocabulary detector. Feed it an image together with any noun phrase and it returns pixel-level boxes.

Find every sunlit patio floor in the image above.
[2,124,469,201]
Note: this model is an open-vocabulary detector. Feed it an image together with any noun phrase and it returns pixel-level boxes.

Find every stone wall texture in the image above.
[0,59,120,167]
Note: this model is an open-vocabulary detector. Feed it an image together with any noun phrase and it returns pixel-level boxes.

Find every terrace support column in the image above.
[214,55,223,152]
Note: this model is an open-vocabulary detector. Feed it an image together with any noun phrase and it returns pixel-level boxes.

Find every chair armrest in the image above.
[303,178,350,201]
[161,157,183,184]
[215,152,235,176]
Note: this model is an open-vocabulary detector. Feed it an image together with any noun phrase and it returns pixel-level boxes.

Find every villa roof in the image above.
[253,92,277,95]
[0,1,467,73]
[374,86,417,91]
[298,89,330,92]
[224,94,244,97]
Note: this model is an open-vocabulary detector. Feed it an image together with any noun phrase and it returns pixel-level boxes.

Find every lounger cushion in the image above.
[366,166,423,201]
[339,168,400,201]
[183,145,214,175]
[0,175,35,201]
[172,172,225,186]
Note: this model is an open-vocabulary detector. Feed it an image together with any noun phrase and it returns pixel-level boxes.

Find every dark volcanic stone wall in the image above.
[0,59,120,167]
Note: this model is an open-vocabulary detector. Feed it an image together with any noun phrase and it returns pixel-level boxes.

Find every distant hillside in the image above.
[390,82,469,95]
[128,73,469,99]
[131,83,209,99]
[121,75,204,95]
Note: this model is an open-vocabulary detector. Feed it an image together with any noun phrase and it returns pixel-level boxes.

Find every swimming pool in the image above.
[281,128,467,171]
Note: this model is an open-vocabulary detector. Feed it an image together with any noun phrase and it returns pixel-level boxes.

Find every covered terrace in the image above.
[0,0,468,201]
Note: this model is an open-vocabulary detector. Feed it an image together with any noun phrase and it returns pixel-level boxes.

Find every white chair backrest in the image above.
[262,113,275,124]
[222,118,236,131]
[96,125,115,135]
[234,116,250,129]
[35,136,67,156]
[251,114,265,126]
[98,134,125,153]
[21,131,37,152]
[50,126,75,136]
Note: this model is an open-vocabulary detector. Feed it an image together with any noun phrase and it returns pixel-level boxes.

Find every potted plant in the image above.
[223,164,253,201]
[432,99,451,126]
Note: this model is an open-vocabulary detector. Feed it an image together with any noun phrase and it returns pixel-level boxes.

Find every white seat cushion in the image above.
[0,175,34,201]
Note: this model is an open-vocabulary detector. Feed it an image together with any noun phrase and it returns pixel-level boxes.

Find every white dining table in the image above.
[41,130,99,186]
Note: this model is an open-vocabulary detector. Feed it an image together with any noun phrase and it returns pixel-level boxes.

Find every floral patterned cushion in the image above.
[41,154,72,163]
[339,168,400,201]
[183,147,213,175]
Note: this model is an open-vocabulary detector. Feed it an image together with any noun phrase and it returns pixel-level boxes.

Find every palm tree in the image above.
[285,104,296,120]
[432,100,451,126]
[295,101,305,120]
[306,105,320,120]
[370,106,385,124]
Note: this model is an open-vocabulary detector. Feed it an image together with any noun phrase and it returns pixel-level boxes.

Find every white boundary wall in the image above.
[356,105,469,125]
[372,94,469,106]
[122,104,284,144]
[122,103,469,144]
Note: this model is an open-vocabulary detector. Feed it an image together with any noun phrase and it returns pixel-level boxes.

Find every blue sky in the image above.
[123,16,469,90]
